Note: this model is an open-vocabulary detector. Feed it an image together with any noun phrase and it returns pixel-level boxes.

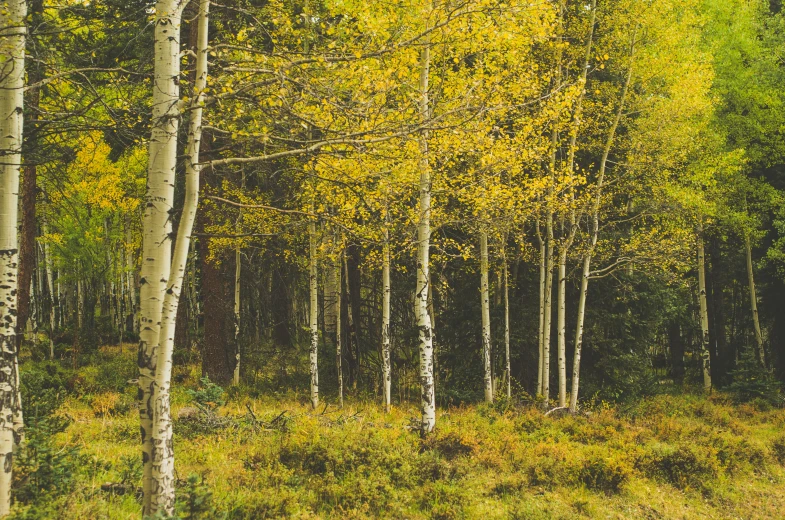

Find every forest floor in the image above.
[13,345,785,519]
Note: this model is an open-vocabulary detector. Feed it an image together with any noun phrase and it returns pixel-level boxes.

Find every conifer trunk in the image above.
[0,0,26,512]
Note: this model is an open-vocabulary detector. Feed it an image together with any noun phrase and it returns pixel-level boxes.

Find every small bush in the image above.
[421,431,475,460]
[771,435,785,465]
[187,377,226,411]
[637,442,720,490]
[728,349,783,406]
[579,453,632,493]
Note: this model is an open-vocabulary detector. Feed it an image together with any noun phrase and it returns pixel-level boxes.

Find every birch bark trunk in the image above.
[416,39,436,434]
[536,222,545,396]
[744,233,765,367]
[233,243,241,385]
[503,252,511,399]
[570,57,634,412]
[308,220,319,409]
[335,250,343,408]
[382,226,392,412]
[557,249,567,407]
[697,223,712,391]
[480,231,493,402]
[542,216,554,403]
[138,0,186,510]
[146,0,201,514]
[43,221,56,359]
[0,0,26,512]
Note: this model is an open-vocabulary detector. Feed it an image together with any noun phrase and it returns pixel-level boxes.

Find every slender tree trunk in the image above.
[536,223,545,395]
[343,254,358,389]
[0,0,26,512]
[570,57,634,413]
[480,231,493,402]
[744,233,765,367]
[542,220,554,404]
[697,223,712,392]
[308,220,319,409]
[233,243,241,385]
[43,221,56,359]
[416,39,436,434]
[557,247,567,407]
[382,227,392,412]
[140,0,188,514]
[503,252,511,399]
[335,251,343,408]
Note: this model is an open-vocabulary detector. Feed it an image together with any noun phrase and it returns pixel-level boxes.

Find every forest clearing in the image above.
[3,0,785,517]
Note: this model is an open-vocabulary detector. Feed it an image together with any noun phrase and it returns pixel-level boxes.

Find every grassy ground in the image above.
[13,346,785,519]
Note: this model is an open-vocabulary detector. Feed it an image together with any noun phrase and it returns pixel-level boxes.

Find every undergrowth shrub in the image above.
[771,435,785,464]
[578,452,632,493]
[728,349,783,407]
[637,442,720,490]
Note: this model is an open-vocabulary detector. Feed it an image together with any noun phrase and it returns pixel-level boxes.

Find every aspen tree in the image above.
[503,249,511,399]
[308,219,319,410]
[382,224,392,412]
[571,57,634,412]
[744,231,765,367]
[335,249,343,408]
[0,0,26,513]
[480,231,493,402]
[138,0,187,510]
[696,221,712,391]
[416,32,436,434]
[147,0,208,513]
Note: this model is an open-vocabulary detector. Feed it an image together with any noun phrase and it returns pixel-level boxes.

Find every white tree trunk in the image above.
[536,226,545,396]
[43,221,56,359]
[382,227,392,412]
[503,253,511,399]
[334,250,343,408]
[542,220,554,403]
[570,255,591,412]
[569,61,633,412]
[480,231,493,402]
[0,0,26,512]
[309,220,319,410]
[416,41,436,434]
[233,243,241,385]
[744,233,765,367]
[557,247,567,407]
[146,0,202,514]
[697,223,711,392]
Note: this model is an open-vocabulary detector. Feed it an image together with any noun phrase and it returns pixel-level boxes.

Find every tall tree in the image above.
[0,0,26,514]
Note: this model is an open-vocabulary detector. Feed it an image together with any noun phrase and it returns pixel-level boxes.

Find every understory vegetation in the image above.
[12,346,785,520]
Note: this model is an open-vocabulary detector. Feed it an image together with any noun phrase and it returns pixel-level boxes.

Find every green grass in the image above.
[13,347,785,519]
